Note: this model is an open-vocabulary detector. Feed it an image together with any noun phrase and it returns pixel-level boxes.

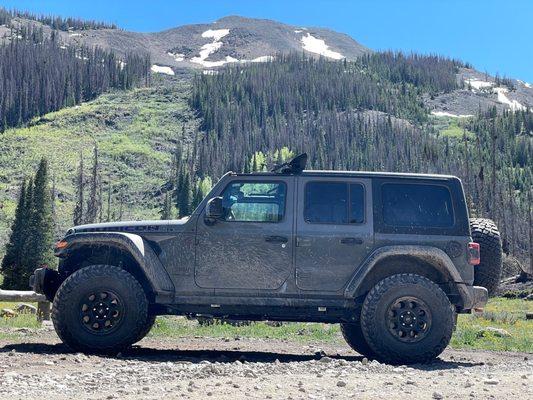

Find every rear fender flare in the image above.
[344,245,473,308]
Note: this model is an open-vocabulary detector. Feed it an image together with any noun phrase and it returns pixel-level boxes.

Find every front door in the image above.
[295,177,374,292]
[195,177,294,290]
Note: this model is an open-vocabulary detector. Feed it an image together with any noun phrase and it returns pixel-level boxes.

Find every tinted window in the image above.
[382,183,454,228]
[305,182,365,224]
[221,182,286,222]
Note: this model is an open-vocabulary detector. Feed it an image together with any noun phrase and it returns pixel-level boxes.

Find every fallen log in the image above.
[0,289,47,302]
[0,289,50,321]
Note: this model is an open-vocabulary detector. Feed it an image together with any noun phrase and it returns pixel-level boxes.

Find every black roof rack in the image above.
[271,153,307,174]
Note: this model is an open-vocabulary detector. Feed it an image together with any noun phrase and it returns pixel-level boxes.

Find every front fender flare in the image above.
[344,245,474,309]
[59,232,174,302]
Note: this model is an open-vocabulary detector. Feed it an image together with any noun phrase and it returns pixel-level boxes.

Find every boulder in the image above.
[16,303,38,314]
[476,327,512,338]
[0,308,18,318]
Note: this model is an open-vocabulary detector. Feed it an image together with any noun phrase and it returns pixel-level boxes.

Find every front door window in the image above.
[221,182,286,222]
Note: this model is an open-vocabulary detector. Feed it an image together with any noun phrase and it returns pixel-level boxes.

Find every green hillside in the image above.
[0,76,198,252]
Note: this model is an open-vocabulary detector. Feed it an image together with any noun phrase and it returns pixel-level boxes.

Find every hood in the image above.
[67,218,189,235]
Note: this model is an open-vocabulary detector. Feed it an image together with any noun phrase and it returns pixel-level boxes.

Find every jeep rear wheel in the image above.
[52,265,149,354]
[360,273,454,364]
[340,322,375,359]
[469,218,503,296]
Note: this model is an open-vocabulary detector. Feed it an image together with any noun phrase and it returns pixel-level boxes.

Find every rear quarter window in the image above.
[381,183,454,228]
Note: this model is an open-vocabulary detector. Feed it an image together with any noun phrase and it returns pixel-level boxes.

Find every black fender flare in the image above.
[58,232,175,303]
[344,245,474,309]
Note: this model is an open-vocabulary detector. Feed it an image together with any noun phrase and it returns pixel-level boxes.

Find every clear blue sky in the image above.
[2,0,532,82]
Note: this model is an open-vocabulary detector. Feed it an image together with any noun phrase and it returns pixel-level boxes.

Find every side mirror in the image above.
[205,197,224,222]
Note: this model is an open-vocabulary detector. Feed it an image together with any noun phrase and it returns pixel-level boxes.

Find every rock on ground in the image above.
[0,332,531,399]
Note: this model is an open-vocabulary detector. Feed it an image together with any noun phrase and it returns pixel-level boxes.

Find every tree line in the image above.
[0,7,116,31]
[190,52,462,177]
[0,33,151,132]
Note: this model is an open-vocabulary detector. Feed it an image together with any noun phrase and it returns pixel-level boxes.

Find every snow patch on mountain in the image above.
[151,65,175,75]
[494,87,526,111]
[191,29,233,67]
[464,79,493,90]
[202,29,230,41]
[301,33,344,60]
[431,111,473,118]
[167,52,185,62]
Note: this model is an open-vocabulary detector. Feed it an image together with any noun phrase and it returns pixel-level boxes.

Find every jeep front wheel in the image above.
[52,265,149,354]
[360,273,454,364]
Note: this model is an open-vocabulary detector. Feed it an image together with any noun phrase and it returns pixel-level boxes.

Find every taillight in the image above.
[468,242,480,265]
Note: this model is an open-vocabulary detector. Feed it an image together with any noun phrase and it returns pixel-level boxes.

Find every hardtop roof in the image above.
[235,170,459,180]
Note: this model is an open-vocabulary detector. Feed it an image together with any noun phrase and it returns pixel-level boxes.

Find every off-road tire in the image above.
[340,322,375,358]
[360,273,454,364]
[52,265,149,354]
[469,218,503,296]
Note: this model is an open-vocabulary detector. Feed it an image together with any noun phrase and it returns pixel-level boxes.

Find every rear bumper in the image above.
[469,285,489,309]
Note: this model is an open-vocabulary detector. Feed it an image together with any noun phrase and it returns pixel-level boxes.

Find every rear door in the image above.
[295,176,374,292]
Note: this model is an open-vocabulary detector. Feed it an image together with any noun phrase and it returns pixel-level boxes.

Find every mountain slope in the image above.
[57,15,370,69]
[0,76,199,248]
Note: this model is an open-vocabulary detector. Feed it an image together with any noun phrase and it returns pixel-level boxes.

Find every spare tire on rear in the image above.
[469,218,503,296]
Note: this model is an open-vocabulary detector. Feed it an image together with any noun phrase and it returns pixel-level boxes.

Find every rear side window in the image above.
[304,182,365,224]
[381,183,454,228]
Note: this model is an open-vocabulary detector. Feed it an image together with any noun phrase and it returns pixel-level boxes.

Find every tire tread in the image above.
[360,273,454,364]
[52,265,148,354]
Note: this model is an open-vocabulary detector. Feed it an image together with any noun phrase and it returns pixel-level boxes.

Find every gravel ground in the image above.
[0,327,531,400]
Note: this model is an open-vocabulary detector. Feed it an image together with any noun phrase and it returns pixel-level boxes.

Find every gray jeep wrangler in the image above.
[32,154,495,364]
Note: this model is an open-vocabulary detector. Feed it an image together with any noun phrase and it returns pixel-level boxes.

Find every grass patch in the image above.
[439,119,475,139]
[150,318,341,343]
[451,298,533,352]
[0,302,41,330]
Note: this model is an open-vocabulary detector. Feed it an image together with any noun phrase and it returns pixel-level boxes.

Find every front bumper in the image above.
[29,267,62,302]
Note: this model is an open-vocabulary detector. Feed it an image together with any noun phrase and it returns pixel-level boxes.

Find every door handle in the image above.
[340,237,363,245]
[265,235,289,243]
[296,237,312,247]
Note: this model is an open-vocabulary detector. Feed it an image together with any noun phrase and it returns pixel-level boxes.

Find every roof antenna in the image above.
[271,153,308,174]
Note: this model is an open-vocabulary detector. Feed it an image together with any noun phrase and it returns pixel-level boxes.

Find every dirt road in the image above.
[0,328,531,400]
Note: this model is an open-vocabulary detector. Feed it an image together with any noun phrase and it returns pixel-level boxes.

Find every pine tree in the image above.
[73,152,84,225]
[24,159,56,284]
[191,182,203,210]
[177,170,191,218]
[86,145,100,223]
[160,191,173,220]
[0,180,28,289]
